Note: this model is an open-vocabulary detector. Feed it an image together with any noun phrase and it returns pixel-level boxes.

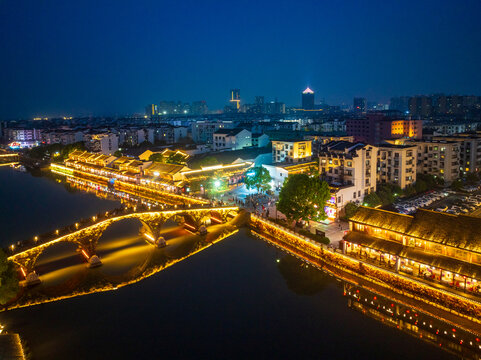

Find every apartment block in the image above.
[319,141,377,214]
[84,133,119,155]
[406,140,460,183]
[213,128,252,151]
[432,133,481,175]
[377,144,417,189]
[272,140,312,163]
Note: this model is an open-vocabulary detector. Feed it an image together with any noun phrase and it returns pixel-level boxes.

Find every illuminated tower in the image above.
[301,87,315,110]
[230,89,241,110]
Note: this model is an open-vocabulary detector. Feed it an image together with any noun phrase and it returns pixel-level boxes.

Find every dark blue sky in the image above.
[1,0,481,118]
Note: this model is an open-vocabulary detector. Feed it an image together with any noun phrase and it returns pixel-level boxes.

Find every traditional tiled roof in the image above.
[350,207,481,252]
[145,162,186,175]
[407,210,481,251]
[349,207,412,234]
[344,232,404,254]
[344,231,481,278]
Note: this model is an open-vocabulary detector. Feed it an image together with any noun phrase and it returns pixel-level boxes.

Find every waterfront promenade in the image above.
[249,214,481,335]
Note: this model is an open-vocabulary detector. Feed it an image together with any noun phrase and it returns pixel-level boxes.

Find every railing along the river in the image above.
[5,203,226,256]
[249,214,481,324]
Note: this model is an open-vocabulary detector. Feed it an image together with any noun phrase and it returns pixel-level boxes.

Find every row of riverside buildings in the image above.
[342,206,481,295]
[316,134,481,219]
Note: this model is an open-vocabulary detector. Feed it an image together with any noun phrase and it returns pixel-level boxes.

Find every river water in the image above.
[0,168,459,359]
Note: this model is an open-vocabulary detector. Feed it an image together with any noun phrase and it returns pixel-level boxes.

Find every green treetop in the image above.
[244,167,272,193]
[277,174,330,225]
[0,250,19,305]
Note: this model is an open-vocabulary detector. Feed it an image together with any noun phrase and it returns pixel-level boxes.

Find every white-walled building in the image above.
[251,133,270,148]
[263,161,318,189]
[377,144,417,189]
[84,133,119,155]
[117,128,145,147]
[213,128,252,151]
[191,120,235,144]
[41,130,84,145]
[319,141,377,218]
[153,125,188,144]
[272,140,312,163]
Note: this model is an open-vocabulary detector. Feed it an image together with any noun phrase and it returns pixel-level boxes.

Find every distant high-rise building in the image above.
[265,100,286,114]
[301,87,315,110]
[255,96,265,113]
[191,100,208,115]
[409,96,432,118]
[353,97,367,114]
[230,89,241,110]
[390,96,411,113]
[145,104,158,117]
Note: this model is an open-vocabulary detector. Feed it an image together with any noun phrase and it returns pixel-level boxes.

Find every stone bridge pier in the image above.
[8,207,239,285]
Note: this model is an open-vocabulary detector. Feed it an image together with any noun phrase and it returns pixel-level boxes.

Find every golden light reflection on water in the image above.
[96,235,144,252]
[40,263,86,285]
[3,217,239,312]
[99,242,152,275]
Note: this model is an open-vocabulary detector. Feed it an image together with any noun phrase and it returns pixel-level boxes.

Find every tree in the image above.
[139,141,153,147]
[466,172,478,185]
[414,179,428,194]
[61,142,85,159]
[206,171,228,196]
[277,174,330,225]
[0,250,19,305]
[149,153,165,163]
[377,184,396,205]
[244,167,272,193]
[344,202,359,219]
[166,153,187,165]
[403,184,417,197]
[363,192,382,207]
[198,156,219,167]
[417,173,444,188]
[113,150,123,157]
[451,179,463,191]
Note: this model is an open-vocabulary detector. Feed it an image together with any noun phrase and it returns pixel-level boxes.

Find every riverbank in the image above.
[249,214,481,336]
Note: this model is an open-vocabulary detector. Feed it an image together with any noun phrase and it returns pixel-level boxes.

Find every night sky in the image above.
[1,0,481,118]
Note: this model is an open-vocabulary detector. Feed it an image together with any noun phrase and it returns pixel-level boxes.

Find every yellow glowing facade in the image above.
[272,140,312,163]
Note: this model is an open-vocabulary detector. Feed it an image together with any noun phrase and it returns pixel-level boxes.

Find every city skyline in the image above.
[1,0,481,119]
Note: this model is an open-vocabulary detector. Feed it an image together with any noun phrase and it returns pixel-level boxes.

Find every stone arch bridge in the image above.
[8,206,238,283]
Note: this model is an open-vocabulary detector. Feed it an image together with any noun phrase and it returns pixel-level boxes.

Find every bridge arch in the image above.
[9,207,239,281]
[33,241,87,284]
[96,217,147,256]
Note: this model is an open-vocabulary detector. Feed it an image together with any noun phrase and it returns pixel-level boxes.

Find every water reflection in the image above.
[6,218,237,311]
[277,255,330,296]
[344,282,481,360]
[275,252,481,359]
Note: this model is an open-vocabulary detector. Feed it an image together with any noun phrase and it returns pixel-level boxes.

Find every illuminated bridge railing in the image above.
[6,205,238,258]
